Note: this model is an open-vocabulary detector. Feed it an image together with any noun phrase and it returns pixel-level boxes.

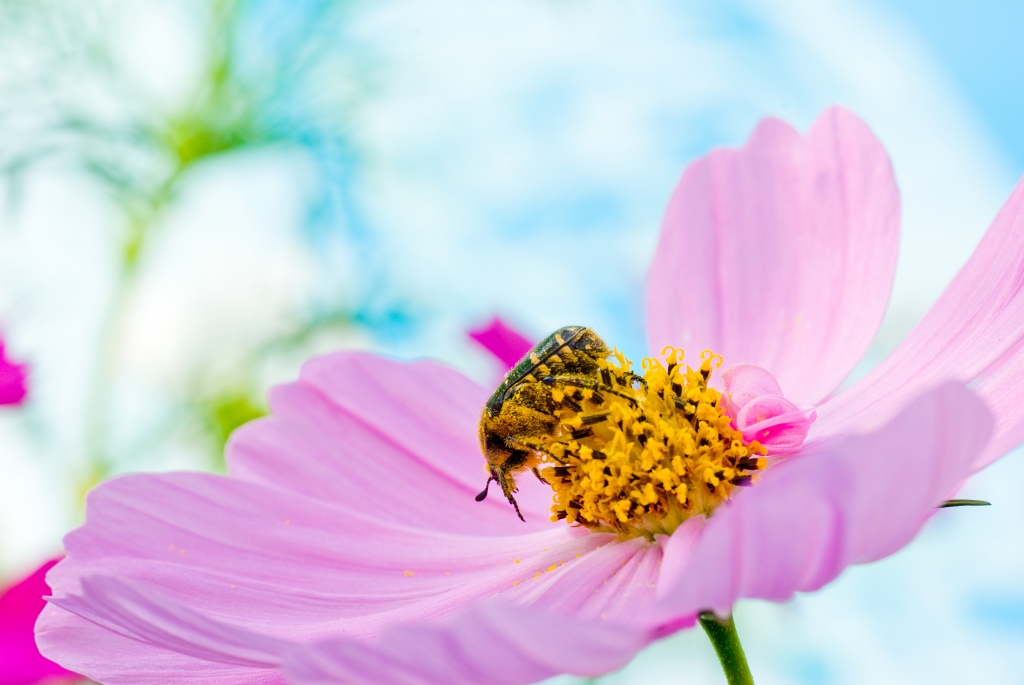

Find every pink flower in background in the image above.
[468,317,534,371]
[35,107,1024,684]
[0,341,51,684]
[0,338,28,406]
[0,560,77,685]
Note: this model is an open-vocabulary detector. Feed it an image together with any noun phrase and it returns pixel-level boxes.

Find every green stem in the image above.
[76,175,177,503]
[699,612,754,685]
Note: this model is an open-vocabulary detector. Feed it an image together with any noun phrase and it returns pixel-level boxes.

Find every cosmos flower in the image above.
[1,559,77,685]
[0,337,28,406]
[37,107,1024,684]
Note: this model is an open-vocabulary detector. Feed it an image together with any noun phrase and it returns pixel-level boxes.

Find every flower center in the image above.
[539,348,767,539]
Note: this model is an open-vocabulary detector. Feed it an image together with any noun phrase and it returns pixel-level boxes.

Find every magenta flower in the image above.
[0,338,28,406]
[468,317,534,372]
[37,107,1024,684]
[1,559,77,685]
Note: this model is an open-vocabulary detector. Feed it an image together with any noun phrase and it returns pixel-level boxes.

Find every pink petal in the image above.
[40,469,674,685]
[813,176,1024,470]
[516,536,664,624]
[0,339,28,406]
[720,363,785,417]
[46,575,289,668]
[469,318,534,371]
[734,392,798,426]
[285,601,653,685]
[0,559,76,685]
[228,351,554,530]
[656,382,991,617]
[38,470,603,679]
[53,472,585,634]
[973,347,1024,466]
[738,407,816,454]
[720,364,814,454]
[36,604,283,685]
[647,106,899,406]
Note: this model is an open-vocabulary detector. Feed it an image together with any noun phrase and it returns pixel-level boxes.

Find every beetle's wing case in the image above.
[524,326,608,382]
[484,326,603,415]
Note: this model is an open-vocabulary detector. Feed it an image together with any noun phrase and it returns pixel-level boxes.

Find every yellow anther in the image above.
[538,347,765,539]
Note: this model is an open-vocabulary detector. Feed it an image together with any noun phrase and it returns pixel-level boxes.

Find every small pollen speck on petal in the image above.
[404,570,414,577]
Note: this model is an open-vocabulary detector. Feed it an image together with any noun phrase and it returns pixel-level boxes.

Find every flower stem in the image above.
[699,611,754,685]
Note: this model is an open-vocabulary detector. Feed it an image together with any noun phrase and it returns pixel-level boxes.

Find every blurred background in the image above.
[0,0,1022,683]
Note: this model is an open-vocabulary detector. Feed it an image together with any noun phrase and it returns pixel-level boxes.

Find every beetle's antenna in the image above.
[475,477,494,502]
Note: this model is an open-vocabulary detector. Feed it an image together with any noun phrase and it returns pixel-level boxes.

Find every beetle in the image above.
[476,325,647,520]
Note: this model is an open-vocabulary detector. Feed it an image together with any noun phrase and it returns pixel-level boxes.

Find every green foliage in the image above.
[0,0,401,484]
[204,390,267,471]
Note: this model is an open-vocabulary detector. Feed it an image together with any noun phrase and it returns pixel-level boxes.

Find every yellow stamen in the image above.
[540,347,766,540]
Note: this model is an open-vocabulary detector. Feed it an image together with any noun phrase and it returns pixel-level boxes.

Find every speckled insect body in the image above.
[476,326,613,519]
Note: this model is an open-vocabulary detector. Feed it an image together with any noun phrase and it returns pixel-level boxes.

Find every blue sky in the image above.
[884,0,1024,174]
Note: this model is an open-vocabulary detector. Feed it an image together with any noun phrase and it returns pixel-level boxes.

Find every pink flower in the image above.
[37,107,1024,684]
[0,338,28,406]
[1,559,78,685]
[468,317,534,372]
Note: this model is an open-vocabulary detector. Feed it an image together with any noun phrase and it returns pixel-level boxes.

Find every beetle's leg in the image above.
[507,494,525,521]
[541,373,641,408]
[491,461,527,522]
[622,371,648,392]
[505,435,567,464]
